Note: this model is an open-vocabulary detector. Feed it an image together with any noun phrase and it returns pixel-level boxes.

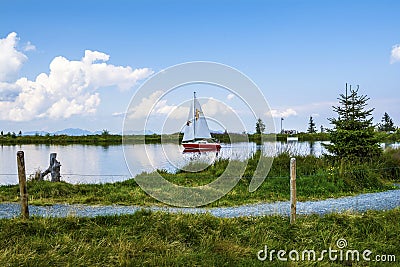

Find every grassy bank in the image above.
[0,209,398,266]
[1,149,399,207]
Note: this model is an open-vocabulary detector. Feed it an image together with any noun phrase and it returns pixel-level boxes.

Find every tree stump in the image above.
[40,153,61,182]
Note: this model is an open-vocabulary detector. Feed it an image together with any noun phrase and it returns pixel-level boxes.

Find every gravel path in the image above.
[1,189,399,219]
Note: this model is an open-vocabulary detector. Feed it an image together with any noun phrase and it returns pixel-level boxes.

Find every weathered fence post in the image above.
[17,151,29,219]
[290,157,296,224]
[49,153,61,182]
[40,153,61,182]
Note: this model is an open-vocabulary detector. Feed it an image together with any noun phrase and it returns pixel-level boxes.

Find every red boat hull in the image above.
[182,143,221,151]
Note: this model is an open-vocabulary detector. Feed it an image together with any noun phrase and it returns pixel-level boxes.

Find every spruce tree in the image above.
[378,112,395,132]
[324,84,381,160]
[307,116,316,133]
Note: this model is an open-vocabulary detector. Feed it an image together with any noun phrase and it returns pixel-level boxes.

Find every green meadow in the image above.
[0,209,398,266]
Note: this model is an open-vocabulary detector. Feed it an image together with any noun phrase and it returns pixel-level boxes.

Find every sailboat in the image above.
[182,92,221,151]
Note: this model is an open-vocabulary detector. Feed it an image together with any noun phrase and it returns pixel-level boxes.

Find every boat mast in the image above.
[193,91,196,140]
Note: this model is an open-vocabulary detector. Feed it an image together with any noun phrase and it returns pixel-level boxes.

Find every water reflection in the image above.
[0,141,399,185]
[309,141,315,156]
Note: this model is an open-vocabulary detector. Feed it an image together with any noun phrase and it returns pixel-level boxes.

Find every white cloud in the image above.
[202,98,232,116]
[155,100,189,120]
[281,108,297,117]
[0,41,153,121]
[83,50,109,64]
[0,82,21,101]
[127,91,164,119]
[390,44,400,64]
[266,108,297,118]
[23,41,36,52]
[128,91,190,120]
[0,32,27,82]
[112,111,126,117]
[227,93,235,100]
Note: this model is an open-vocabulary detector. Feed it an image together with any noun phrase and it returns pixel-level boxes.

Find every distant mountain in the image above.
[54,128,93,136]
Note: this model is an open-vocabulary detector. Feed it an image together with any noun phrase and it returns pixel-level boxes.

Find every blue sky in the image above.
[0,0,399,134]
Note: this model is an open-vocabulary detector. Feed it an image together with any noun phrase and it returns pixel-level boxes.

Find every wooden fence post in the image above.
[290,157,296,224]
[17,151,29,219]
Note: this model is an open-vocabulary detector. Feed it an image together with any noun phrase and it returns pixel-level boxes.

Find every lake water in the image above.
[0,141,398,185]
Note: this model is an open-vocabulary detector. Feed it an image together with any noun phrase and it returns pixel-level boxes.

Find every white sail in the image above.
[182,120,194,142]
[182,100,195,142]
[193,98,211,139]
[182,93,211,142]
